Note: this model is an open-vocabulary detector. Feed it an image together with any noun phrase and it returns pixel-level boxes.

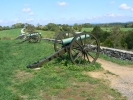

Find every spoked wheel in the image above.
[54,31,75,59]
[54,31,75,51]
[69,32,100,66]
[29,33,42,43]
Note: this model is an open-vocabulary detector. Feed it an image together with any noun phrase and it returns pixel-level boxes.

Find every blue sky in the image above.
[0,0,133,26]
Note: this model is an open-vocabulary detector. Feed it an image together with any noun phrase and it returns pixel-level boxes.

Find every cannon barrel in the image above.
[27,32,41,36]
[62,34,89,45]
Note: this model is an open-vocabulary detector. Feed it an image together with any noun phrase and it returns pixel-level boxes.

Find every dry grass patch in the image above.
[13,70,33,83]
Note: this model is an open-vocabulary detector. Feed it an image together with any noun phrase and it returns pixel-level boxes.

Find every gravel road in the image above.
[88,58,133,100]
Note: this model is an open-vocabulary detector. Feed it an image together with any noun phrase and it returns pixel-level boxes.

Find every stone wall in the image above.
[100,46,133,61]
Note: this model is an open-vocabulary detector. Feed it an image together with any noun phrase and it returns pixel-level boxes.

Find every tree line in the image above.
[1,22,133,31]
[0,22,133,50]
[91,26,133,50]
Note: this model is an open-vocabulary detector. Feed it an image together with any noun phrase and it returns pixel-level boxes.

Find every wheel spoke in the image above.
[72,50,80,58]
[78,53,83,64]
[84,34,86,45]
[85,52,90,63]
[75,40,83,49]
[74,52,80,61]
[79,36,83,46]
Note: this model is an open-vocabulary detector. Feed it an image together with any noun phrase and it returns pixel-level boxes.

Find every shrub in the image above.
[125,31,133,49]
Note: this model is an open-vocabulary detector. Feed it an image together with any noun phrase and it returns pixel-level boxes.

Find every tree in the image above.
[0,26,2,31]
[103,38,114,48]
[125,31,133,49]
[61,24,72,31]
[73,23,78,30]
[41,26,48,31]
[109,26,123,48]
[12,23,24,28]
[25,24,35,33]
[46,23,57,31]
[91,26,104,42]
[82,23,91,28]
[73,23,82,31]
[3,26,10,30]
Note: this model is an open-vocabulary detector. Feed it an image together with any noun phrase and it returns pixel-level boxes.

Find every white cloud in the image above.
[57,2,67,6]
[119,4,131,10]
[0,20,3,23]
[26,18,34,21]
[131,8,133,11]
[105,13,124,17]
[22,8,31,12]
[110,1,115,4]
[29,12,34,15]
[119,4,133,12]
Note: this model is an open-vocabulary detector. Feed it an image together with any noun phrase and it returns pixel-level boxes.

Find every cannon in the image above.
[27,31,100,68]
[16,32,42,44]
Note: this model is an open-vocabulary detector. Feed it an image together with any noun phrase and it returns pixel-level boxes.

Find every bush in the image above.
[125,31,133,49]
[103,38,114,48]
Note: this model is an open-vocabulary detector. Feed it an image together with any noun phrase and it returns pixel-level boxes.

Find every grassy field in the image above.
[0,39,128,100]
[0,28,21,39]
[36,30,55,38]
[82,27,133,32]
[1,29,133,99]
[0,27,133,40]
[0,28,55,39]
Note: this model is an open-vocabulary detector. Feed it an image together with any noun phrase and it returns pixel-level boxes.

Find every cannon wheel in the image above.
[54,31,75,51]
[29,33,42,43]
[69,32,100,66]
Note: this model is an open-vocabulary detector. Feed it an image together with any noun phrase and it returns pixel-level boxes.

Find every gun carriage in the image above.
[15,32,42,44]
[27,31,100,68]
[15,27,42,43]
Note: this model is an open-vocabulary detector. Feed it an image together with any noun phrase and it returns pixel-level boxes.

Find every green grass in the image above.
[36,30,55,38]
[120,28,133,31]
[1,28,133,40]
[82,27,133,32]
[0,28,21,39]
[0,28,56,40]
[82,28,93,32]
[0,39,127,100]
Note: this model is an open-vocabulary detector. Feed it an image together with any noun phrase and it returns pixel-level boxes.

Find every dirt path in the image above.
[87,58,133,100]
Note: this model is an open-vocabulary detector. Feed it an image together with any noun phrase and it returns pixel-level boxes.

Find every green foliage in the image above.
[25,24,35,33]
[46,23,57,31]
[103,38,114,47]
[121,35,127,49]
[73,23,82,31]
[2,26,10,30]
[91,26,109,42]
[82,23,92,28]
[125,31,133,49]
[12,23,24,28]
[0,26,2,31]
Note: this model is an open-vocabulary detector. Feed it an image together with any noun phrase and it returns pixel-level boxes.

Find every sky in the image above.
[0,0,133,26]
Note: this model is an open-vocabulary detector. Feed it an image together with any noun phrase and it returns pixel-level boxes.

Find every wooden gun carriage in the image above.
[15,32,42,44]
[27,31,100,68]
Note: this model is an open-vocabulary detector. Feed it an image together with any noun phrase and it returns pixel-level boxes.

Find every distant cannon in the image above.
[27,31,100,68]
[15,32,42,44]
